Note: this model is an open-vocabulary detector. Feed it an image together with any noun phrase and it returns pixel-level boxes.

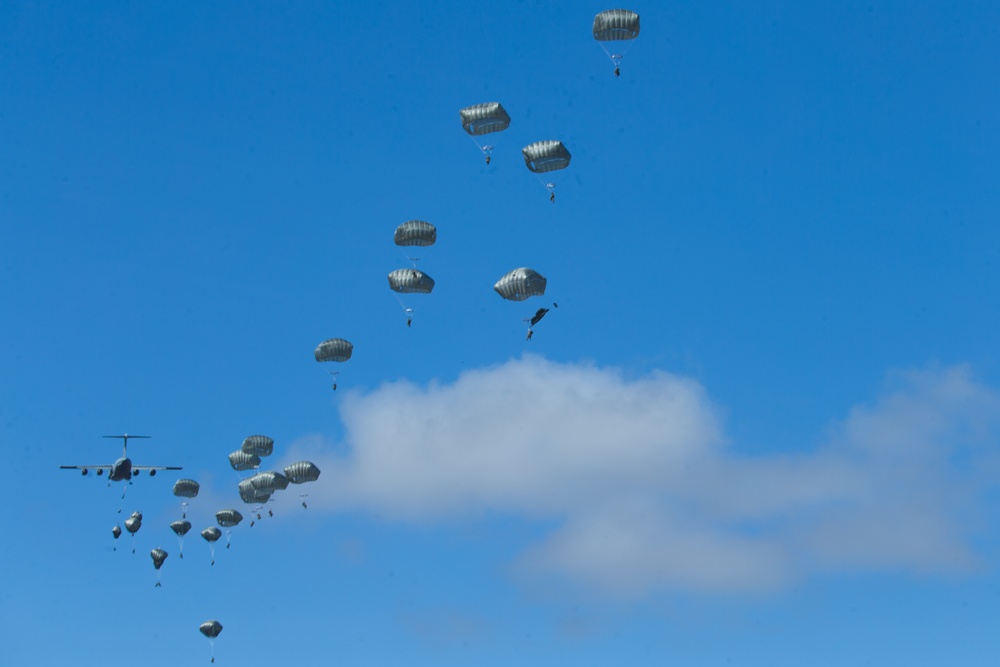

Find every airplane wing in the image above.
[60,465,114,469]
[132,465,183,471]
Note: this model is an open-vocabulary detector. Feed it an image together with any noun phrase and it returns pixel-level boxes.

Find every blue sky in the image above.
[2,1,999,664]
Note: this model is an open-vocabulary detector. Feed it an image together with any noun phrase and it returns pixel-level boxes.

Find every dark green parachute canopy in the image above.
[170,520,192,537]
[522,141,571,174]
[238,478,272,505]
[172,479,200,498]
[388,268,435,294]
[460,102,511,136]
[494,268,547,301]
[241,435,273,457]
[593,9,640,41]
[150,548,168,570]
[314,338,354,363]
[125,511,143,535]
[200,620,223,638]
[284,461,321,484]
[215,509,243,528]
[228,450,261,471]
[394,220,437,247]
[200,527,222,543]
[112,525,122,539]
[248,470,289,493]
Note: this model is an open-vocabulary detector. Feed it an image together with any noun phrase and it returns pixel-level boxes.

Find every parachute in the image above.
[124,511,142,553]
[170,519,191,558]
[522,141,571,201]
[388,269,435,294]
[228,450,261,472]
[315,338,353,389]
[111,524,122,550]
[241,435,274,457]
[238,478,273,506]
[215,509,243,550]
[593,9,640,76]
[249,470,289,493]
[494,268,547,301]
[150,548,168,587]
[172,479,200,498]
[284,461,321,484]
[172,479,199,518]
[530,307,550,327]
[201,526,222,565]
[394,220,437,247]
[199,620,223,663]
[460,102,511,164]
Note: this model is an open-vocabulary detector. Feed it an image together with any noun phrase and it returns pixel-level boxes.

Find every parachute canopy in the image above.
[530,307,550,327]
[241,435,273,457]
[494,268,547,301]
[248,470,289,493]
[460,102,511,136]
[284,461,321,484]
[215,509,243,528]
[172,479,200,498]
[238,478,273,505]
[150,548,168,570]
[394,220,437,247]
[201,527,222,543]
[522,141,571,174]
[200,620,223,639]
[388,268,435,294]
[593,9,640,41]
[125,512,143,535]
[314,338,353,363]
[170,520,192,537]
[228,450,261,472]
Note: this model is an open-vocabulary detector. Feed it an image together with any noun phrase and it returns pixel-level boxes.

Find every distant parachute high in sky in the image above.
[172,478,200,518]
[199,620,223,663]
[228,450,261,472]
[460,101,511,164]
[150,548,168,587]
[284,461,321,484]
[593,9,640,76]
[215,509,243,549]
[124,511,142,553]
[522,141,571,201]
[241,435,273,457]
[314,338,353,390]
[170,519,191,558]
[201,526,222,565]
[394,220,437,248]
[494,268,547,301]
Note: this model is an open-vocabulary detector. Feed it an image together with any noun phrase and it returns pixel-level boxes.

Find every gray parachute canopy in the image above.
[170,520,192,537]
[150,548,168,570]
[248,470,289,493]
[284,461,321,484]
[172,479,200,498]
[241,435,273,457]
[388,268,435,294]
[593,9,640,41]
[314,338,353,363]
[112,525,122,539]
[200,527,222,543]
[200,620,223,638]
[522,141,571,174]
[215,509,243,528]
[125,512,143,535]
[394,220,437,247]
[460,102,511,136]
[494,268,547,301]
[228,450,261,471]
[238,478,273,505]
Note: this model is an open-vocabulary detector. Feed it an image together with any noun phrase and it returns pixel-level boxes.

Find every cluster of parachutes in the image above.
[229,435,321,524]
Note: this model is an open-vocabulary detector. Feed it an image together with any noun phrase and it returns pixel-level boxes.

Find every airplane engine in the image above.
[81,468,88,476]
[149,469,156,477]
[97,469,104,476]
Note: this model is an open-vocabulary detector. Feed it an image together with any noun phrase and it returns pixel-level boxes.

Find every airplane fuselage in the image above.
[109,457,132,482]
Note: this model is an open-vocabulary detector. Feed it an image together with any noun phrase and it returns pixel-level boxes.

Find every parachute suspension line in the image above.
[209,542,216,566]
[155,570,162,588]
[177,534,185,559]
[300,493,308,509]
[181,501,189,519]
[397,246,421,268]
[392,293,414,327]
[599,41,633,76]
[209,638,216,663]
[468,135,494,165]
[225,529,232,549]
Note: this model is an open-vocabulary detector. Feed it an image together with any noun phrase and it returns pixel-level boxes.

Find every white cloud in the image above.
[296,357,1000,597]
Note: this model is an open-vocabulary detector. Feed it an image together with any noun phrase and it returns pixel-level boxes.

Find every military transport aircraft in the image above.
[60,434,182,482]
